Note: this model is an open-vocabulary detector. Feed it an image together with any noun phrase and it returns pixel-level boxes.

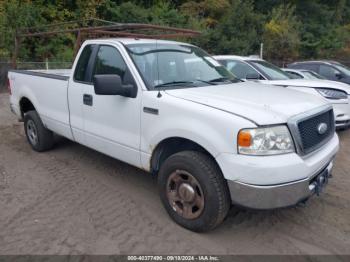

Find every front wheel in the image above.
[158,151,231,232]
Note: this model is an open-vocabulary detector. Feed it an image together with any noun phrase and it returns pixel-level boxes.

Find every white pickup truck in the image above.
[8,38,339,232]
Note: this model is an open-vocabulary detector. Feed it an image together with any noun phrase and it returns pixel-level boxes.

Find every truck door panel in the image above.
[82,44,142,167]
[68,44,97,145]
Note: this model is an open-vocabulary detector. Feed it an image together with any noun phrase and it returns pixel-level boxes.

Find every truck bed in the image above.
[10,69,71,80]
[9,69,73,140]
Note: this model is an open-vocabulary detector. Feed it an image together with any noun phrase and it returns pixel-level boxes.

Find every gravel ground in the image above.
[0,93,349,255]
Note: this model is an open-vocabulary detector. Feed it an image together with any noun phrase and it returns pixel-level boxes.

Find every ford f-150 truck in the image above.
[8,39,339,232]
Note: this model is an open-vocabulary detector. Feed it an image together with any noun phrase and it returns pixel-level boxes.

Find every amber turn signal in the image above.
[238,131,252,147]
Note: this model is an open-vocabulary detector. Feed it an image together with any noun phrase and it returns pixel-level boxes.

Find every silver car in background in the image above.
[214,55,350,129]
[282,68,326,80]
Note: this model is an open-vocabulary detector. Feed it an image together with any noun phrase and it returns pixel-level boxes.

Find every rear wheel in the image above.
[24,110,54,152]
[158,151,231,232]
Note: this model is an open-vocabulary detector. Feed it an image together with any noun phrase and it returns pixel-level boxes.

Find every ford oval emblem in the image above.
[317,123,328,135]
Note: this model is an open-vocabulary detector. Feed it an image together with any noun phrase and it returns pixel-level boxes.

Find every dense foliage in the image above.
[1,0,350,63]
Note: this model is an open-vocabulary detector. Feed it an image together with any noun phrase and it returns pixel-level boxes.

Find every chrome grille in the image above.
[288,106,335,155]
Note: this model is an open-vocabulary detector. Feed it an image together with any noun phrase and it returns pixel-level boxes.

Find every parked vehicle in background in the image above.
[282,68,325,80]
[288,61,350,85]
[214,55,350,129]
[8,39,339,231]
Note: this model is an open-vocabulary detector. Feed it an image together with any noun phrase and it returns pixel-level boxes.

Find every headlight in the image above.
[238,126,295,155]
[316,88,348,100]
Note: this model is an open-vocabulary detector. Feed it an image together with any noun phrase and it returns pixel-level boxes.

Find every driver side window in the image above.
[93,45,135,85]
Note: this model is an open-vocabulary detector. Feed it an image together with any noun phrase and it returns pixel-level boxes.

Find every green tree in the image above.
[0,0,41,59]
[181,0,230,28]
[2,0,350,63]
[195,0,264,55]
[263,4,300,62]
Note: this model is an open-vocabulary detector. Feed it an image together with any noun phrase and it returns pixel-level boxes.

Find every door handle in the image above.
[83,94,93,106]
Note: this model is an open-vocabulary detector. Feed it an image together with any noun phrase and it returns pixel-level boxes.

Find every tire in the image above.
[158,151,231,232]
[24,110,54,152]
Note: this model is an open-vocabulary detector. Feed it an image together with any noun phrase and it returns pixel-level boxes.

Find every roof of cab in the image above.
[84,38,194,46]
[283,68,307,72]
[213,55,263,61]
[289,60,340,65]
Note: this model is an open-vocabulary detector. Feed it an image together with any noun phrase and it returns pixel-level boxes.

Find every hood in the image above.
[260,79,350,94]
[165,82,329,125]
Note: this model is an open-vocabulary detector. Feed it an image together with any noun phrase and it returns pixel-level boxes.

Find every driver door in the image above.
[82,44,142,168]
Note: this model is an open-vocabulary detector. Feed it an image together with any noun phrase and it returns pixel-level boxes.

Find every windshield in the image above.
[285,71,302,79]
[302,70,325,79]
[126,43,238,89]
[249,60,291,80]
[332,63,350,76]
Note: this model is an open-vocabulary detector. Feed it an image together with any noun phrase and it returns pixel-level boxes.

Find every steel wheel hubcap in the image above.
[27,120,38,145]
[178,183,195,202]
[166,170,205,220]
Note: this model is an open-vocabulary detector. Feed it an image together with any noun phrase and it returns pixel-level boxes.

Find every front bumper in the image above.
[227,161,334,209]
[336,120,350,128]
[216,133,339,210]
[333,103,350,129]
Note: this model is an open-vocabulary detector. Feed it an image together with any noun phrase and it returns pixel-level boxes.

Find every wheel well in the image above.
[150,137,217,174]
[19,97,35,118]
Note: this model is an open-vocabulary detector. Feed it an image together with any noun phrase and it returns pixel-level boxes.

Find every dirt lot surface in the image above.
[0,93,350,255]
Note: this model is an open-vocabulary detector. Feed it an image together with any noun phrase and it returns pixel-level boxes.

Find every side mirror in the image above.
[335,72,343,79]
[93,74,137,98]
[246,72,260,80]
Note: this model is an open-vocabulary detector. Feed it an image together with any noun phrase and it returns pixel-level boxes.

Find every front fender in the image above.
[140,92,256,171]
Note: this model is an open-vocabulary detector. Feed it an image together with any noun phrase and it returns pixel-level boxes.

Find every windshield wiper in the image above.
[209,77,243,83]
[194,79,217,85]
[154,81,195,88]
[208,77,232,83]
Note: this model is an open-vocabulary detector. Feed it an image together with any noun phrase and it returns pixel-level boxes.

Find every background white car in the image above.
[214,55,350,129]
[282,68,326,80]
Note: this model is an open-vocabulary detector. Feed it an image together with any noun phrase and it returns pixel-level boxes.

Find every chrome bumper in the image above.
[227,161,334,210]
